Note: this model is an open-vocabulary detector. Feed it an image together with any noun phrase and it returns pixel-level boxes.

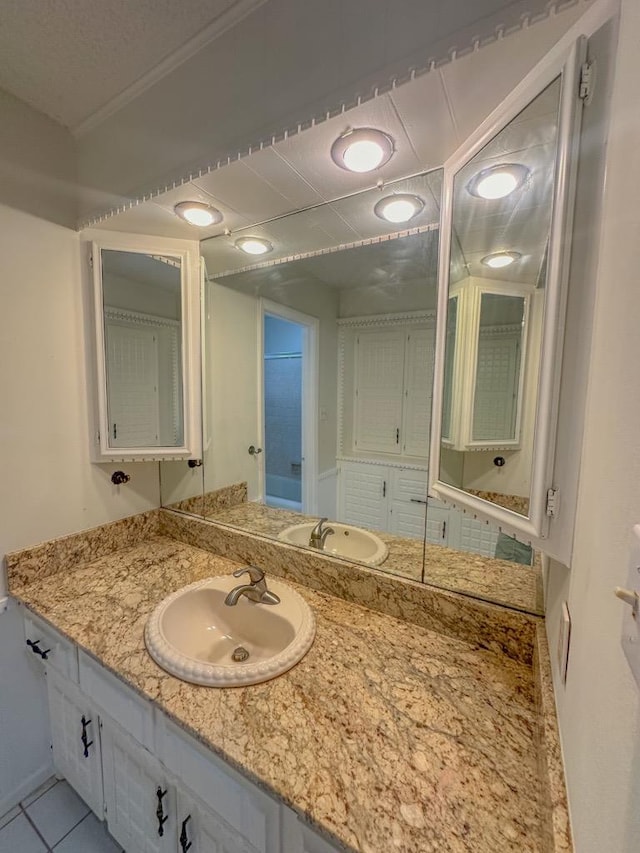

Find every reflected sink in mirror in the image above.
[278,522,388,566]
[145,575,315,686]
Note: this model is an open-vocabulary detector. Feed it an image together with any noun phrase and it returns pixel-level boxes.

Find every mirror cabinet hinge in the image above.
[546,488,559,518]
[579,60,594,105]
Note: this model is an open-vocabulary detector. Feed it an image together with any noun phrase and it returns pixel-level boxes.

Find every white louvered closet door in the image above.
[472,330,520,442]
[402,328,434,457]
[106,322,160,447]
[353,330,405,454]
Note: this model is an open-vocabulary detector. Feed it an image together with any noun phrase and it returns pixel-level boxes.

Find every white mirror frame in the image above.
[429,36,585,543]
[90,236,202,462]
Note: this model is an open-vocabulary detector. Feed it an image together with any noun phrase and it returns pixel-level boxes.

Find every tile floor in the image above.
[0,777,123,853]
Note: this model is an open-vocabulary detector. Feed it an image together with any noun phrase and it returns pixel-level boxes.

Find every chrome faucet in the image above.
[309,517,335,550]
[224,566,280,606]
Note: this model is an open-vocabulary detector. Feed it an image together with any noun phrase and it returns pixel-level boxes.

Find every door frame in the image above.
[258,299,319,514]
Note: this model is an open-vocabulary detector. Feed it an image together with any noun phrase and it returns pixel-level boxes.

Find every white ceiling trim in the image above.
[72,0,268,138]
[209,221,440,279]
[78,0,592,230]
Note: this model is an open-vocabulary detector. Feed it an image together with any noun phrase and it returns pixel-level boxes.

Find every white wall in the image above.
[546,3,640,850]
[0,88,76,228]
[0,205,161,811]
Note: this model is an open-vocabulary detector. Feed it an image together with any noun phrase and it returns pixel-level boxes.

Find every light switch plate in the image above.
[557,601,571,684]
[621,525,640,689]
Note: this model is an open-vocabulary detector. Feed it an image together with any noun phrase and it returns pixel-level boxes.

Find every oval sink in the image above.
[145,575,315,687]
[277,522,388,566]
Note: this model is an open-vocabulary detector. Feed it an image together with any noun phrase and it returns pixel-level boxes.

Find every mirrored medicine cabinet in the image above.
[429,41,584,544]
[89,238,202,462]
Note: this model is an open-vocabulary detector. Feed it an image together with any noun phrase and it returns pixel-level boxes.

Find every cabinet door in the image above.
[402,328,434,457]
[389,499,426,539]
[338,462,389,531]
[456,511,501,558]
[47,670,104,817]
[102,722,176,853]
[157,717,280,853]
[353,330,404,454]
[177,789,262,853]
[388,468,428,538]
[281,806,340,852]
[425,501,449,545]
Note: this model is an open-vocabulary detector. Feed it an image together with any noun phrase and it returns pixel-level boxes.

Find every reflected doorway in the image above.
[260,301,318,514]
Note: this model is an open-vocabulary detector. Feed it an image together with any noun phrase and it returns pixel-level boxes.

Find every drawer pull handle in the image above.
[80,715,93,758]
[156,787,168,837]
[179,815,192,852]
[26,639,51,660]
[410,498,427,505]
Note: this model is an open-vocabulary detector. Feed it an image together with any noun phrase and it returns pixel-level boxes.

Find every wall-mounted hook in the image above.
[111,471,131,485]
[187,459,203,468]
[248,445,263,455]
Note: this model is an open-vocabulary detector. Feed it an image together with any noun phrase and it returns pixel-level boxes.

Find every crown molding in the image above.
[72,0,268,138]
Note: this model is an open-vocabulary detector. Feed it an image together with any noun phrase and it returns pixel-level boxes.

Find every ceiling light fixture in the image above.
[374,193,425,223]
[331,127,394,173]
[481,251,522,269]
[235,236,273,256]
[466,164,530,200]
[174,201,223,227]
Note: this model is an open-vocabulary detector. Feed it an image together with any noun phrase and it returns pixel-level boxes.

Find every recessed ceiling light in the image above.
[331,128,394,173]
[466,164,530,200]
[235,237,273,256]
[374,194,425,223]
[174,201,223,227]
[481,251,522,269]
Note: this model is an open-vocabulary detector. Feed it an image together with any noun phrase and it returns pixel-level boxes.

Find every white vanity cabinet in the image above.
[21,607,321,853]
[281,807,339,853]
[101,721,176,853]
[338,460,428,539]
[46,669,104,818]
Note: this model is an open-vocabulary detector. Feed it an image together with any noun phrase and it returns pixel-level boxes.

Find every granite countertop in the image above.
[11,534,547,853]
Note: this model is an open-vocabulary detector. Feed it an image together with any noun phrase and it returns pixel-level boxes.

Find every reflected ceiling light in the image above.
[374,193,424,223]
[481,251,522,269]
[235,236,273,255]
[174,201,223,227]
[466,164,530,200]
[331,127,394,173]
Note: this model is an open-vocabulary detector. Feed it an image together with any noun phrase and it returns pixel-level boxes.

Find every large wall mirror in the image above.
[91,240,201,461]
[153,20,596,617]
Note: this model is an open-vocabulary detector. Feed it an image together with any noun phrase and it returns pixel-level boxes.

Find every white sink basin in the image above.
[145,575,315,687]
[277,522,388,566]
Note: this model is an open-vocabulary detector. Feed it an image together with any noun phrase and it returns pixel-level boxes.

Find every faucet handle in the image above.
[232,565,264,583]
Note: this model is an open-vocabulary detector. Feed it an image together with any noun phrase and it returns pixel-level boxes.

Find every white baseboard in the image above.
[0,761,54,816]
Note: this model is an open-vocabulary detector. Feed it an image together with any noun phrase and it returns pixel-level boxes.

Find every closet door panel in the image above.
[353,331,404,454]
[402,328,434,457]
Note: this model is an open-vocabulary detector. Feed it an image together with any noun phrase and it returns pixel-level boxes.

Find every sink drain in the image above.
[231,646,250,662]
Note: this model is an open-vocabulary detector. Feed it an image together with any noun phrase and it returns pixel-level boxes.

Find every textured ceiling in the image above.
[0,0,254,128]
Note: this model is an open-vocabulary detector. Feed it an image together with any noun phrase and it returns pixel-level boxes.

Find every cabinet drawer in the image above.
[23,610,79,682]
[157,717,280,853]
[78,651,154,751]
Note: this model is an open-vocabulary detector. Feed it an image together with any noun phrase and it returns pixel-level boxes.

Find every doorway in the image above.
[260,301,318,514]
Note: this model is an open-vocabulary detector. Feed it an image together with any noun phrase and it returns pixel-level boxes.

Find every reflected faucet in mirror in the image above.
[309,518,335,550]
